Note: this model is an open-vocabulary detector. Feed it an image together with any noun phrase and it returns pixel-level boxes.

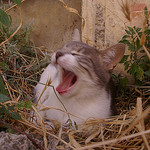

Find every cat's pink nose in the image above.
[56,51,64,61]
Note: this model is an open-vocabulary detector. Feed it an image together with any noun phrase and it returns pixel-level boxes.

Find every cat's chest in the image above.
[43,87,111,123]
[36,64,112,123]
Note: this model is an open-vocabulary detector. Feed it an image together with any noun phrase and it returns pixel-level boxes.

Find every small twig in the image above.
[0,120,44,150]
[35,79,51,105]
[5,0,26,13]
[128,85,150,89]
[59,0,85,29]
[32,106,48,150]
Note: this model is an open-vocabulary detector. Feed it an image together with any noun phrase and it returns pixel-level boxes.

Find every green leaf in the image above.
[143,55,149,62]
[125,63,129,71]
[8,106,15,111]
[144,70,150,76]
[130,53,133,59]
[136,27,141,33]
[122,35,130,40]
[130,63,138,75]
[140,49,145,53]
[120,55,129,63]
[0,105,6,113]
[24,100,33,109]
[13,0,21,7]
[138,32,142,37]
[2,25,8,34]
[0,9,10,26]
[128,43,135,52]
[136,66,144,81]
[125,29,131,35]
[7,128,15,134]
[135,38,141,51]
[8,15,12,26]
[11,112,21,120]
[127,26,135,34]
[145,28,150,35]
[0,94,9,102]
[121,77,128,87]
[0,62,10,70]
[0,104,10,116]
[119,39,130,45]
[146,36,150,40]
[144,6,148,15]
[17,100,33,110]
[127,69,131,74]
[17,101,24,109]
[0,76,7,95]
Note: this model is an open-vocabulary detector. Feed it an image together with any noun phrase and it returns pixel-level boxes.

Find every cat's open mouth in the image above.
[56,68,77,94]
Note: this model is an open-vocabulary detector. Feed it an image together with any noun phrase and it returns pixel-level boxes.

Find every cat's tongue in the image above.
[56,72,76,94]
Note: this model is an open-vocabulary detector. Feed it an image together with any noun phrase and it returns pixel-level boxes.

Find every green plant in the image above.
[0,0,21,27]
[0,0,22,124]
[0,94,21,120]
[119,24,150,85]
[112,73,128,89]
[0,0,46,128]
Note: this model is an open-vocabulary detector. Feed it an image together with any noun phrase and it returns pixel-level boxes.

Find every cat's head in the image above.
[51,29,125,97]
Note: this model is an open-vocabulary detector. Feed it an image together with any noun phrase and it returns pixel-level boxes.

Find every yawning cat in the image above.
[34,29,125,124]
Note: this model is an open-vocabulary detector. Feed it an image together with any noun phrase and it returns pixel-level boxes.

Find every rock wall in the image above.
[82,0,150,48]
[82,0,150,80]
[9,0,81,52]
[6,0,150,79]
[0,132,36,150]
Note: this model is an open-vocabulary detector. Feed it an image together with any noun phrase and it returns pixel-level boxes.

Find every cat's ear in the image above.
[100,43,125,70]
[72,29,81,42]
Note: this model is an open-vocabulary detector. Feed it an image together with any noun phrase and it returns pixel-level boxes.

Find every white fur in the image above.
[35,53,111,124]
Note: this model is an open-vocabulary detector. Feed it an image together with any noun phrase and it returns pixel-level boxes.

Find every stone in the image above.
[0,132,36,150]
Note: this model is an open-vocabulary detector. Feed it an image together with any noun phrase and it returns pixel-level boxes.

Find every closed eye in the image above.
[71,51,82,56]
[71,52,78,56]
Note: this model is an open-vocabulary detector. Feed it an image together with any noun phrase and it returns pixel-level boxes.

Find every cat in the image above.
[34,29,125,124]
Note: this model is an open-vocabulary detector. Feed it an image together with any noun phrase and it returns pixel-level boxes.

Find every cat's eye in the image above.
[71,51,79,56]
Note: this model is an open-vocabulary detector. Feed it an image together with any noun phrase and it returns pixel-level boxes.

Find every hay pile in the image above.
[26,90,150,150]
[0,40,150,150]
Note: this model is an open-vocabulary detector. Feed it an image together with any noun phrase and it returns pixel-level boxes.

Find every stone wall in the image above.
[82,0,150,79]
[82,0,150,46]
[7,0,150,79]
[9,0,81,52]
[8,0,150,50]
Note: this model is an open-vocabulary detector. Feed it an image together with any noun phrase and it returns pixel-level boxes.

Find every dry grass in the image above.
[0,42,149,150]
[14,91,150,150]
[28,88,150,150]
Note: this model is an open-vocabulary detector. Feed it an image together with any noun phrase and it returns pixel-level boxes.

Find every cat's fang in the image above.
[56,69,77,94]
